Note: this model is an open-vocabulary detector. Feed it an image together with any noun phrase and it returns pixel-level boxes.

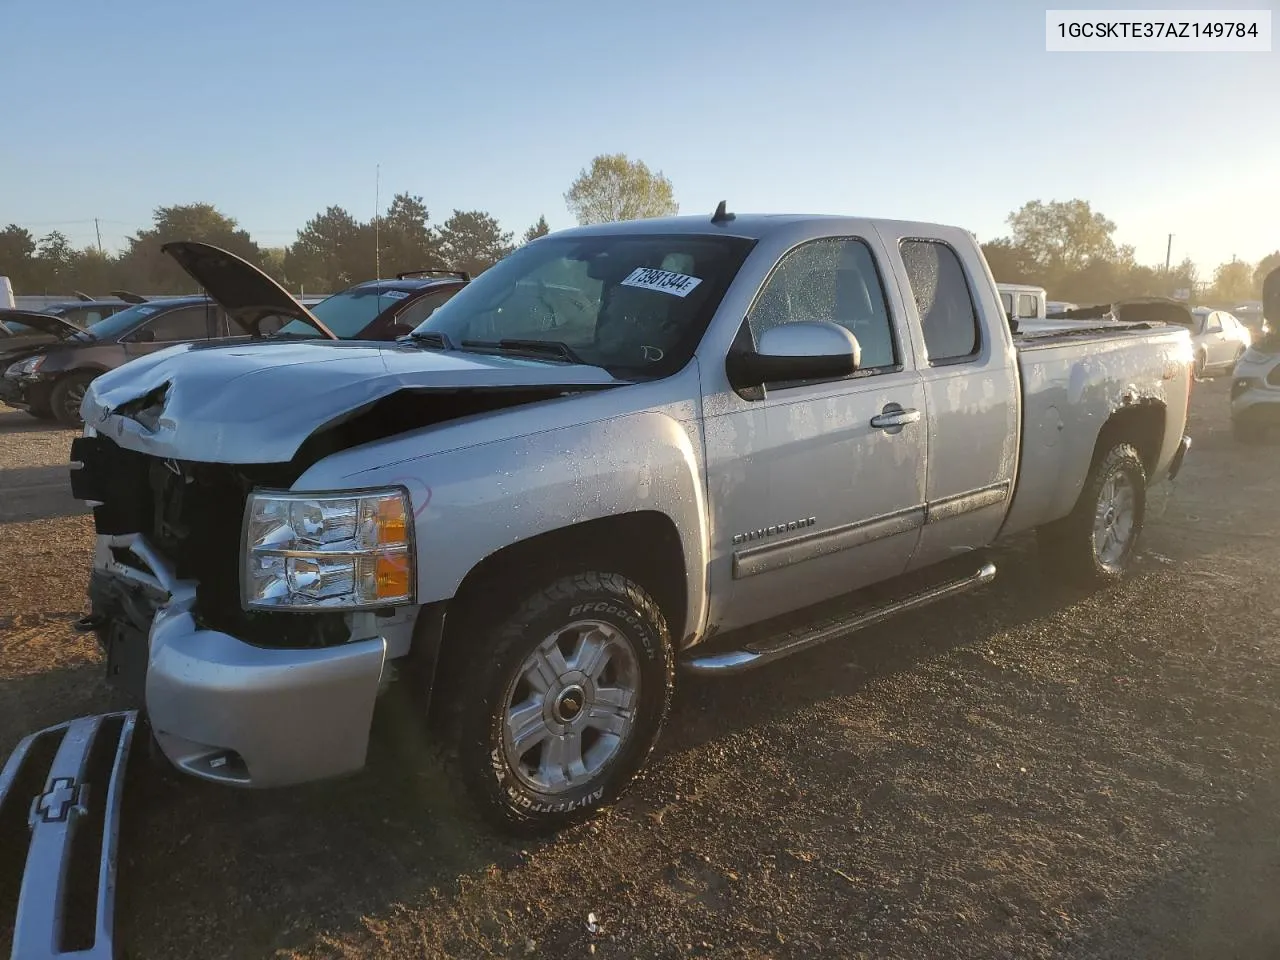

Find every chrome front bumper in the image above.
[94,534,387,788]
[0,711,138,960]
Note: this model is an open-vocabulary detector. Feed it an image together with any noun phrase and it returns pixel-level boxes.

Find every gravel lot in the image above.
[2,378,1279,960]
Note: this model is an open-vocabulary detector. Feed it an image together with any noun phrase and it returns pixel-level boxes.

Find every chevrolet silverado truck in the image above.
[65,211,1193,835]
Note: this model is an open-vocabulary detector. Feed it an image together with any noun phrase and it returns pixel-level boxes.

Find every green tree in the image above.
[522,215,550,244]
[34,231,77,291]
[284,206,372,293]
[260,247,289,285]
[118,203,263,293]
[0,224,39,291]
[1211,259,1254,302]
[436,210,513,276]
[564,154,678,225]
[1007,199,1117,272]
[1252,252,1280,297]
[979,238,1036,284]
[378,193,440,275]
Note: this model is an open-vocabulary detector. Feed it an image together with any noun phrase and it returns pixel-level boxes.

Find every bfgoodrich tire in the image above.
[453,571,675,835]
[1038,443,1147,587]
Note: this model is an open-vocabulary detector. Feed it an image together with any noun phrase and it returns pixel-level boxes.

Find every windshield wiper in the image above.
[409,330,455,350]
[460,338,584,364]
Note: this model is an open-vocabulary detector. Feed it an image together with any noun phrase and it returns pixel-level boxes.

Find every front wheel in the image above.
[1038,443,1147,586]
[50,372,97,427]
[453,571,675,835]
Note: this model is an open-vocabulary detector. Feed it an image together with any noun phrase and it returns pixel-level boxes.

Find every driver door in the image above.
[702,235,927,632]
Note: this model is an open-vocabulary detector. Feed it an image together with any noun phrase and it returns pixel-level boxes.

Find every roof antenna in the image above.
[711,200,735,224]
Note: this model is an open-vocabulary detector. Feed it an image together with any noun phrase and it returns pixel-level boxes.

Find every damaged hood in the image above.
[0,309,83,339]
[82,339,623,463]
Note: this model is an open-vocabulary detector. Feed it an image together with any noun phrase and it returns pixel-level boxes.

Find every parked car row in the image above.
[1229,267,1280,442]
[0,246,470,426]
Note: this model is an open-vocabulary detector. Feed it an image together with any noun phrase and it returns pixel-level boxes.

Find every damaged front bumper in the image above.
[92,534,388,788]
[0,711,137,960]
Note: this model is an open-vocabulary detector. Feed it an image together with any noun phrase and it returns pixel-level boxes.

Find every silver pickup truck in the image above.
[64,212,1193,835]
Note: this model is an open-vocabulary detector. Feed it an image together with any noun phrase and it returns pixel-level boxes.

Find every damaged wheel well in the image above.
[1095,401,1166,478]
[428,512,688,714]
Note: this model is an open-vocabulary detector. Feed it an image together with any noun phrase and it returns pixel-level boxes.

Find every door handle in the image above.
[870,407,922,429]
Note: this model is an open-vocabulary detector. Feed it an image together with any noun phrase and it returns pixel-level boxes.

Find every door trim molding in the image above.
[732,504,926,580]
[729,479,1012,580]
[925,480,1011,524]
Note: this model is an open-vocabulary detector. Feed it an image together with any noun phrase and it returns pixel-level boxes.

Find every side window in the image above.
[999,292,1013,314]
[1205,312,1222,333]
[899,240,980,363]
[1016,293,1039,319]
[146,305,212,342]
[749,238,896,370]
[82,310,105,326]
[398,288,461,328]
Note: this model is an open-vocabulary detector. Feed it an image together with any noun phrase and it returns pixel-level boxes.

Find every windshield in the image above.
[277,288,408,338]
[412,234,755,376]
[75,301,170,340]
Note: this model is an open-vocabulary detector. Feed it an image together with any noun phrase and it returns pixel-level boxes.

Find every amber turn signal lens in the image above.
[374,496,409,545]
[375,552,411,601]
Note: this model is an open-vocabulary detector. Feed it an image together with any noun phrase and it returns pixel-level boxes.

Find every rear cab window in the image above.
[898,239,981,364]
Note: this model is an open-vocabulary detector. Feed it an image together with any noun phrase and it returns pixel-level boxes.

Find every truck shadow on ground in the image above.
[1059,770,1280,960]
[100,536,1192,958]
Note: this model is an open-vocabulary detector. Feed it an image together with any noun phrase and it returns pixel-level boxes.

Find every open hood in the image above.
[81,339,622,464]
[0,309,82,339]
[160,241,338,340]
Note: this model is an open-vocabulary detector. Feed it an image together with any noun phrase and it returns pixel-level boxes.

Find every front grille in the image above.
[71,435,347,648]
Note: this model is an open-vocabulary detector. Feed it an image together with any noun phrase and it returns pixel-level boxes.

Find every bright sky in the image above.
[2,0,1276,275]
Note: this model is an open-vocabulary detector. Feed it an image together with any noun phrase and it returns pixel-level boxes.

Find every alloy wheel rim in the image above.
[501,619,640,795]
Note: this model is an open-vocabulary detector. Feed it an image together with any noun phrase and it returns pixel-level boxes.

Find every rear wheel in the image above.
[1038,443,1147,586]
[451,571,675,835]
[50,372,96,427]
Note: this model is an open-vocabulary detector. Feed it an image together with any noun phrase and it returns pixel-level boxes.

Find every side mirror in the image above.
[1264,266,1280,326]
[726,321,860,390]
[127,328,155,343]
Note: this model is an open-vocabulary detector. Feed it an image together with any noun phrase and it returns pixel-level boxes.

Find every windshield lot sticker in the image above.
[381,290,410,300]
[620,267,703,298]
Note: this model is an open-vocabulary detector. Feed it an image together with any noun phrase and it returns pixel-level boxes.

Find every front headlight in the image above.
[242,488,415,611]
[5,355,44,377]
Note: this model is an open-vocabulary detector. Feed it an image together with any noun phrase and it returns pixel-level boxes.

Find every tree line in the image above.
[982,199,1279,307]
[2,156,1271,309]
[0,153,680,297]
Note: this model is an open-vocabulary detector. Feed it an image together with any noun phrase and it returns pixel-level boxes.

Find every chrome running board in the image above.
[683,562,997,676]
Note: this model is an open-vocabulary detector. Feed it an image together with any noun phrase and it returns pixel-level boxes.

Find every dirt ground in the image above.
[2,378,1279,960]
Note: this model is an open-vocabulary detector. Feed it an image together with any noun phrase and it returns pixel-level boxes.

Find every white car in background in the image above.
[1230,269,1280,442]
[1185,307,1251,378]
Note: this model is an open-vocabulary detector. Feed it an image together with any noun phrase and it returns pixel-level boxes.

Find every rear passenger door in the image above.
[883,233,1019,571]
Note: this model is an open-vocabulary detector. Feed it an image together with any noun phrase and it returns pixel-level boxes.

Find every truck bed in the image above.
[1000,320,1192,540]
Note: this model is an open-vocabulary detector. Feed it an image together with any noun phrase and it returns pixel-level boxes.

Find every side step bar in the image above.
[683,562,997,676]
[0,711,138,960]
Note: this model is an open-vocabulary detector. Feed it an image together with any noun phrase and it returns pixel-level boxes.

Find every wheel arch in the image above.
[427,512,688,716]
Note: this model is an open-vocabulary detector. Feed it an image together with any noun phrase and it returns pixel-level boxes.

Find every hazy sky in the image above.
[2,0,1276,275]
